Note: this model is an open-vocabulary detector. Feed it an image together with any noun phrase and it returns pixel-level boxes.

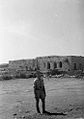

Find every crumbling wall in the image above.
[0,55,84,80]
[8,59,37,78]
[37,56,71,72]
[71,56,84,71]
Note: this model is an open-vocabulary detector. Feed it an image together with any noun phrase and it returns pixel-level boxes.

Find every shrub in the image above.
[2,75,12,80]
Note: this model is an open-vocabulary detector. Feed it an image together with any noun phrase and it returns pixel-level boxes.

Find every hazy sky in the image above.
[0,0,84,64]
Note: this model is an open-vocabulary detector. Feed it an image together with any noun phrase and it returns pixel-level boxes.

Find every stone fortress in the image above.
[0,55,84,79]
[9,55,84,72]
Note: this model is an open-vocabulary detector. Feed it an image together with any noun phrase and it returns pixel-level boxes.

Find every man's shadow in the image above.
[43,111,67,116]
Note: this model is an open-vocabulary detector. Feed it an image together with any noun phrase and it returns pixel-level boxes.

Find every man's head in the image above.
[36,70,42,79]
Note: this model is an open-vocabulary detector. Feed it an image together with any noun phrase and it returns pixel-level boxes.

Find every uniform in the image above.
[33,76,46,113]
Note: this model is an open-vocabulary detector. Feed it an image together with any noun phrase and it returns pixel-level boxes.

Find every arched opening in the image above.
[79,63,82,70]
[26,66,28,71]
[59,61,62,68]
[54,62,57,69]
[74,63,77,70]
[43,62,46,68]
[47,62,50,69]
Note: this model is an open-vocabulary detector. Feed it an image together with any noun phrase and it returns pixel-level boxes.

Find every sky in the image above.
[0,0,84,64]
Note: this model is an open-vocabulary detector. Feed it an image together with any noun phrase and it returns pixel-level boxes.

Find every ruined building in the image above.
[8,56,84,73]
[0,55,84,79]
[36,56,84,72]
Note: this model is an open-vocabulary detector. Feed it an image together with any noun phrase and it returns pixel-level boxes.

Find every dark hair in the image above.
[36,70,43,77]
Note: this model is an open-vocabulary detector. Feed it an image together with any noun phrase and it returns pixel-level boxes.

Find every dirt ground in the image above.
[0,78,84,119]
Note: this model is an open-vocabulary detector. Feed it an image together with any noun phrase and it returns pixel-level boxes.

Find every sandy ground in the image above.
[0,78,84,119]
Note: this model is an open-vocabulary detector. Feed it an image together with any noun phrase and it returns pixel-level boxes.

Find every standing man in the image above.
[33,70,46,114]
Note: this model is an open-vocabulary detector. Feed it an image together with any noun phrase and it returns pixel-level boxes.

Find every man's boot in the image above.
[42,99,46,114]
[36,99,40,113]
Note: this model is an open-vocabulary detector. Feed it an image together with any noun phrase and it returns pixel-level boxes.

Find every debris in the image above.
[25,110,30,113]
[22,115,25,118]
[13,113,17,116]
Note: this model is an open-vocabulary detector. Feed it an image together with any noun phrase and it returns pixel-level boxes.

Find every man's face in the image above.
[37,73,41,78]
[36,71,41,79]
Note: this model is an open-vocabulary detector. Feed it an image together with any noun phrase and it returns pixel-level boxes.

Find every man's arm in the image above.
[42,79,46,97]
[33,79,37,95]
[43,85,46,97]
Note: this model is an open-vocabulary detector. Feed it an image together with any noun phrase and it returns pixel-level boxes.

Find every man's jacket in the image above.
[33,77,46,99]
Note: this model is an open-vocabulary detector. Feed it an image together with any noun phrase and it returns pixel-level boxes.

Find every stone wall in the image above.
[8,56,84,73]
[9,59,37,71]
[8,59,37,77]
[0,55,84,80]
[37,56,72,72]
[71,56,84,70]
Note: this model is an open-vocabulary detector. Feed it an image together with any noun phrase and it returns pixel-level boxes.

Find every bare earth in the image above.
[0,78,84,119]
